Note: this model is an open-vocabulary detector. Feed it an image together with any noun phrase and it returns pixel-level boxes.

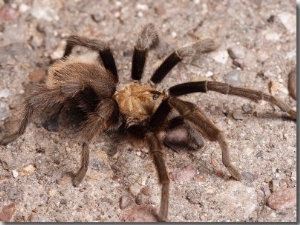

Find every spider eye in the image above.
[153,94,159,100]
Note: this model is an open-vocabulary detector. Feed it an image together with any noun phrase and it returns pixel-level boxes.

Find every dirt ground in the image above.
[0,0,297,222]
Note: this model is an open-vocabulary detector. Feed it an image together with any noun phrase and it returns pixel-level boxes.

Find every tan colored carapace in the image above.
[114,83,165,122]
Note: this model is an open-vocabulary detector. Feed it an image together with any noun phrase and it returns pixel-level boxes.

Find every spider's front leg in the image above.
[145,132,170,222]
[131,23,158,81]
[169,81,296,119]
[126,123,170,222]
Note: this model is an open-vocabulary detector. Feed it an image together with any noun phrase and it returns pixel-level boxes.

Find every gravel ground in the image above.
[0,0,297,222]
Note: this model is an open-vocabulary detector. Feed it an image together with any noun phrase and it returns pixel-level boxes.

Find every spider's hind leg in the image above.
[0,86,65,145]
[63,35,118,82]
[168,97,242,181]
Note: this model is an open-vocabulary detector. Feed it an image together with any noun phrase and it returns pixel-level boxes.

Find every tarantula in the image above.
[0,23,296,221]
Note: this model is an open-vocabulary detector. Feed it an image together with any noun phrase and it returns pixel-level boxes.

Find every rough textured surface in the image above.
[0,0,296,222]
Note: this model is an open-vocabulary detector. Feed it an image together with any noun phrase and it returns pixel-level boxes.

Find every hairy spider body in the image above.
[0,23,296,222]
[114,83,165,123]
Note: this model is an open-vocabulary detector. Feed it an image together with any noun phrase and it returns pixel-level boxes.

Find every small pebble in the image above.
[19,3,30,13]
[267,188,296,210]
[12,170,18,178]
[223,70,241,86]
[170,165,196,182]
[232,110,244,120]
[0,203,16,222]
[0,5,18,23]
[136,3,149,11]
[269,179,280,192]
[261,182,271,197]
[135,193,143,205]
[0,159,8,170]
[255,151,263,158]
[278,12,296,34]
[211,50,228,64]
[29,32,44,49]
[264,31,281,41]
[137,175,147,186]
[19,164,36,176]
[232,58,245,69]
[267,15,275,23]
[50,40,66,60]
[56,174,72,185]
[129,183,142,196]
[140,186,151,196]
[91,12,104,22]
[288,67,296,100]
[60,199,67,205]
[186,189,202,205]
[242,104,253,113]
[241,172,256,183]
[0,102,10,121]
[119,196,133,209]
[228,45,245,59]
[0,89,10,98]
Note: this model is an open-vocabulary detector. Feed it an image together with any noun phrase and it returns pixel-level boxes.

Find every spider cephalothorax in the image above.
[0,23,296,222]
[114,83,165,123]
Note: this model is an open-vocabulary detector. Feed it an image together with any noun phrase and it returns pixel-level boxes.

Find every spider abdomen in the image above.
[47,56,116,99]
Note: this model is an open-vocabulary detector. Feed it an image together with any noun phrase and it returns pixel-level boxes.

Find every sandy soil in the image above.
[0,0,297,222]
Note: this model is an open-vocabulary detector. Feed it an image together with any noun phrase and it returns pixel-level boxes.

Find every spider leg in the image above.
[169,81,296,119]
[63,35,118,82]
[168,97,242,181]
[145,132,169,222]
[0,81,90,145]
[72,142,89,186]
[131,23,158,81]
[0,86,65,145]
[80,98,120,142]
[72,98,120,186]
[126,124,169,222]
[151,101,204,151]
[150,39,217,84]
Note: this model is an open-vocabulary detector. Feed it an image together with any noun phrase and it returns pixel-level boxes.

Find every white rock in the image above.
[205,71,214,77]
[129,183,142,196]
[211,50,229,64]
[19,3,30,13]
[136,3,149,11]
[30,0,60,21]
[12,170,19,178]
[264,31,281,41]
[0,102,10,121]
[50,40,67,60]
[0,89,10,98]
[228,45,245,59]
[278,12,296,34]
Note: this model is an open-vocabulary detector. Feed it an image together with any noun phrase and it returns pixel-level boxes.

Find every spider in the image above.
[0,23,296,222]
